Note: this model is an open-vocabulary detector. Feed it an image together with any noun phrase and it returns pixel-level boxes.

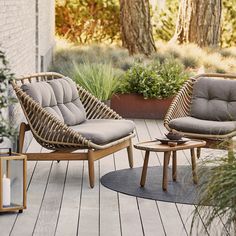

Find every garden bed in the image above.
[111,93,173,119]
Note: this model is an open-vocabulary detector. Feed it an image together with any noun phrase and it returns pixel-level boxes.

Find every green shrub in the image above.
[181,56,200,68]
[118,63,161,99]
[221,0,236,47]
[56,0,120,44]
[152,0,179,41]
[118,58,189,99]
[0,50,17,142]
[51,42,236,79]
[71,62,122,100]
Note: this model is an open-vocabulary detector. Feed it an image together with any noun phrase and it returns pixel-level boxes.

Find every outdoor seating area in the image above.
[0,119,229,236]
[1,1,236,235]
[0,72,233,236]
[12,73,135,188]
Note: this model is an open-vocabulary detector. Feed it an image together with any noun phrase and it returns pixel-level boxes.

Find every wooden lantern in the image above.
[0,148,27,213]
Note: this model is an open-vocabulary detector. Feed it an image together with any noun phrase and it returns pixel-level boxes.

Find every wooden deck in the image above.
[0,119,229,236]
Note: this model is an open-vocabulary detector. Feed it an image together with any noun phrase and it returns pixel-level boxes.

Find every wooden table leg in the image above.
[140,151,150,187]
[172,151,177,181]
[162,151,171,191]
[190,148,198,184]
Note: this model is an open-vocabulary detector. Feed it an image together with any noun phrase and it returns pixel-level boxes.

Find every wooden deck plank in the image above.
[10,161,53,236]
[148,120,188,235]
[114,148,144,236]
[55,161,83,236]
[176,204,209,236]
[0,138,41,236]
[77,161,99,236]
[0,119,230,236]
[134,119,167,236]
[158,201,188,236]
[33,160,68,236]
[100,155,121,236]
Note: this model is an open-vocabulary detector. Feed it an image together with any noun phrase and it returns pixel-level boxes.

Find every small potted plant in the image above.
[0,49,17,146]
[111,58,189,119]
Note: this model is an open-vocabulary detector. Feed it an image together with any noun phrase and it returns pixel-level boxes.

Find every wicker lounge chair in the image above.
[164,73,236,157]
[12,72,135,188]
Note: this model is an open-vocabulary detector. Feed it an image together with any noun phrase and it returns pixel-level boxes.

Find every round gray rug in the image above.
[101,166,204,205]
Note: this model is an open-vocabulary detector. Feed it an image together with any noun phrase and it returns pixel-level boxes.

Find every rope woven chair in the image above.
[164,73,236,157]
[12,72,135,188]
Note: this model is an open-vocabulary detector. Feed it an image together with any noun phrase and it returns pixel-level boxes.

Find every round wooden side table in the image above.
[134,139,206,191]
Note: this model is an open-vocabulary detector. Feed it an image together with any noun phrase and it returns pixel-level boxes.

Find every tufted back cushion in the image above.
[21,77,86,125]
[190,77,236,121]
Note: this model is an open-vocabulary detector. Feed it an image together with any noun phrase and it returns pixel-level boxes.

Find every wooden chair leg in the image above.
[197,147,201,159]
[18,123,27,153]
[88,150,95,188]
[127,140,133,168]
[190,148,198,184]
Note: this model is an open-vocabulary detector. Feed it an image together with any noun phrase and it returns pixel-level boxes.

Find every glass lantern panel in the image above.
[6,159,24,208]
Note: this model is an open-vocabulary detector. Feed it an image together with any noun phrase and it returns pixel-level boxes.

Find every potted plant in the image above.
[0,49,17,145]
[111,58,189,119]
[191,152,236,235]
[70,62,122,106]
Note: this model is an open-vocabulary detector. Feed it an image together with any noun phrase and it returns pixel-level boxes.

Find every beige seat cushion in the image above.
[169,116,236,135]
[70,119,135,144]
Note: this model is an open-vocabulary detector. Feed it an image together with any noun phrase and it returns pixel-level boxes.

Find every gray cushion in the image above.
[70,119,135,144]
[21,77,86,125]
[169,117,236,135]
[190,77,236,121]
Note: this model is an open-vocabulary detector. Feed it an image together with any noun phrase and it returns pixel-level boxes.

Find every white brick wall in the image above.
[0,0,55,150]
[38,0,55,71]
[0,0,35,76]
[0,0,55,76]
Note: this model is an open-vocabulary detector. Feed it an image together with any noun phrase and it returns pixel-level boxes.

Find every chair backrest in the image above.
[21,77,86,126]
[190,77,236,121]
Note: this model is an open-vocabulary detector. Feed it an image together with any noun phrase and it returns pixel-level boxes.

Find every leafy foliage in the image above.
[71,62,122,100]
[221,0,236,47]
[118,58,189,99]
[56,0,120,44]
[0,50,17,143]
[191,154,236,235]
[152,0,179,41]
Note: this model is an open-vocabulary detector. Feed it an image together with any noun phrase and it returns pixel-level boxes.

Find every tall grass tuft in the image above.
[191,154,236,236]
[71,62,122,101]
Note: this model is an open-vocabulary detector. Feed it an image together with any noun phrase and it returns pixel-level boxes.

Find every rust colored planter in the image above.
[111,94,173,119]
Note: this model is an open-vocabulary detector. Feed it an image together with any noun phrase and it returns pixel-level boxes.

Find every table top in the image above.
[134,139,206,152]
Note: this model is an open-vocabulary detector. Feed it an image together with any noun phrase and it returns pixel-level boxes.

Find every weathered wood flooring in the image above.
[0,119,229,236]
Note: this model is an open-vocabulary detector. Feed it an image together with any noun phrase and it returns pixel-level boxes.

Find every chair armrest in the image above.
[76,85,122,120]
[164,78,194,130]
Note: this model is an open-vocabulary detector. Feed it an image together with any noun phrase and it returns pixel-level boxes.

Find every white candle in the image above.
[2,174,10,206]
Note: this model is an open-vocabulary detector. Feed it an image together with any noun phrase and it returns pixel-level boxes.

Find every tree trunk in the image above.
[119,0,156,55]
[173,0,222,47]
